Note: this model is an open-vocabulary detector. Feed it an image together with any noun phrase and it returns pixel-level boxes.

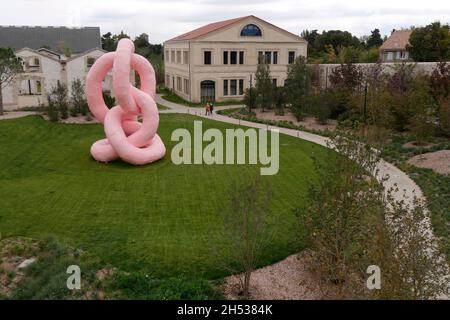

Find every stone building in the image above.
[0,26,111,110]
[164,15,307,103]
[379,29,412,62]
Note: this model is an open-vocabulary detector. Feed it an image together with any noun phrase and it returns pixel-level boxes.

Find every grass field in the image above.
[0,114,329,279]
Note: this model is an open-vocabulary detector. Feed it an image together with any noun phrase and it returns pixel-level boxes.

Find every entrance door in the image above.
[200,80,215,102]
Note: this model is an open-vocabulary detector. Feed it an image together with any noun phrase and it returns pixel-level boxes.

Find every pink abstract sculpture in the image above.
[86,38,166,165]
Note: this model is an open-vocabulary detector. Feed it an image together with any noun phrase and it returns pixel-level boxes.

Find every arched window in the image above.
[240,24,262,37]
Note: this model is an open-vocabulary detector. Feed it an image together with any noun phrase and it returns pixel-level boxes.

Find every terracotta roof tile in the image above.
[380,30,413,51]
[166,16,251,42]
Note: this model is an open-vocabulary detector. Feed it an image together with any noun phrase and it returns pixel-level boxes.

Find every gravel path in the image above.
[0,111,38,120]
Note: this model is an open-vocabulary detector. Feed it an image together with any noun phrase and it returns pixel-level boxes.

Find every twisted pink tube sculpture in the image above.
[86,39,166,165]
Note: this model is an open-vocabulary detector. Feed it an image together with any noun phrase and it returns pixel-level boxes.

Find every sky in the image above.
[1,0,449,43]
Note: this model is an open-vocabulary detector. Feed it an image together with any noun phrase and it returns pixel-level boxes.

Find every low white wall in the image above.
[313,62,447,88]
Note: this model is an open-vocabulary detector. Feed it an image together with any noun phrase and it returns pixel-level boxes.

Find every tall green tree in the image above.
[285,56,311,119]
[101,32,116,52]
[366,28,384,48]
[314,30,362,54]
[134,33,152,57]
[0,48,22,115]
[407,22,450,62]
[301,29,320,57]
[254,57,272,112]
[101,31,131,52]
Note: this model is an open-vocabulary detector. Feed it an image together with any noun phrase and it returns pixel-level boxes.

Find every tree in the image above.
[113,31,130,43]
[372,191,449,299]
[297,132,449,299]
[101,31,131,52]
[285,56,311,119]
[407,22,450,62]
[101,32,116,52]
[0,48,22,115]
[430,62,450,135]
[134,33,151,57]
[301,29,320,57]
[329,62,364,90]
[407,78,435,144]
[222,176,271,299]
[254,57,272,112]
[366,28,383,48]
[430,61,450,100]
[296,132,383,298]
[314,30,362,55]
[386,63,417,131]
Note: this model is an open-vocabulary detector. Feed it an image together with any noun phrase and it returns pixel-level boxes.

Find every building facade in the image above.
[0,26,112,110]
[379,30,412,62]
[2,47,111,110]
[164,16,307,103]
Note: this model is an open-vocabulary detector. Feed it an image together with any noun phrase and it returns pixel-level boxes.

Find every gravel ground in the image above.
[407,150,450,175]
[254,110,337,132]
[223,251,326,300]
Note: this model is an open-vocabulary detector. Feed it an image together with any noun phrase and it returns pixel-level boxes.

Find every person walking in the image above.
[209,102,214,115]
[205,102,210,115]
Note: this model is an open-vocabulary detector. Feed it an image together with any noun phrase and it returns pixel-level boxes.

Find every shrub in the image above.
[243,87,257,111]
[70,79,88,116]
[437,97,450,136]
[305,91,332,124]
[47,101,59,122]
[430,61,450,100]
[47,82,68,120]
[329,63,363,91]
[11,237,101,300]
[273,86,287,115]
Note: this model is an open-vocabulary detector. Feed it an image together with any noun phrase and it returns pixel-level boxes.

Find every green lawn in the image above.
[0,114,328,279]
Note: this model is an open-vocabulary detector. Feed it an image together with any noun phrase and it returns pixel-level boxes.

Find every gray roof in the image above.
[0,26,101,53]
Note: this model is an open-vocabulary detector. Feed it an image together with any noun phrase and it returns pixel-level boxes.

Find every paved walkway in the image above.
[0,111,38,120]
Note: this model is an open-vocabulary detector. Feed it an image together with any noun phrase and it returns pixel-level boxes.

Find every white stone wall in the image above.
[315,62,447,88]
[66,49,111,97]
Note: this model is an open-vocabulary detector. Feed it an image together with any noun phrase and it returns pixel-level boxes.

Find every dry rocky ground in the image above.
[407,150,450,175]
[0,237,39,298]
[0,237,114,299]
[253,109,337,132]
[223,251,328,300]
